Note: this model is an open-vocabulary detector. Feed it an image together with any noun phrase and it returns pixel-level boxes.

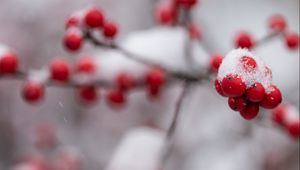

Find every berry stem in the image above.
[254,31,284,49]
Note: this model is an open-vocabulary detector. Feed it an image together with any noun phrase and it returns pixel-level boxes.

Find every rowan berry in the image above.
[235,32,255,49]
[240,102,259,120]
[246,83,265,102]
[221,74,246,97]
[268,14,287,32]
[49,58,70,82]
[260,85,282,109]
[210,54,223,72]
[84,7,105,28]
[228,96,247,111]
[103,21,118,38]
[0,51,18,74]
[22,81,44,103]
[63,30,83,52]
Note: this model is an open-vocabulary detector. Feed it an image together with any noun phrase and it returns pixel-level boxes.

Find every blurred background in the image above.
[0,0,299,170]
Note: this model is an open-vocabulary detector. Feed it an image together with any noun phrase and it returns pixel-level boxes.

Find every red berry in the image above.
[187,23,201,40]
[78,86,98,103]
[107,89,126,107]
[156,4,177,25]
[272,104,287,126]
[221,74,246,97]
[84,7,105,28]
[260,85,282,109]
[235,32,255,49]
[66,15,81,29]
[22,81,44,103]
[287,120,300,139]
[116,72,135,92]
[176,0,198,9]
[285,32,299,49]
[76,57,95,74]
[146,68,166,88]
[268,14,287,32]
[246,83,265,102]
[49,58,71,82]
[240,56,257,71]
[0,52,18,74]
[228,96,247,111]
[103,22,118,39]
[147,86,161,99]
[214,79,226,97]
[63,30,83,52]
[240,102,259,120]
[210,54,223,72]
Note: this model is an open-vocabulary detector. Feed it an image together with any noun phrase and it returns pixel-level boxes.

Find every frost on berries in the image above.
[215,48,282,120]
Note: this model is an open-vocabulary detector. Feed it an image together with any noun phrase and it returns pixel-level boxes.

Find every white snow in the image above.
[284,104,299,124]
[217,48,273,90]
[28,68,50,84]
[11,163,39,170]
[105,127,164,170]
[0,45,9,58]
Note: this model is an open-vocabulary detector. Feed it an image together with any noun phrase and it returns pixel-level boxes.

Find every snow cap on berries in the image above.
[217,48,272,91]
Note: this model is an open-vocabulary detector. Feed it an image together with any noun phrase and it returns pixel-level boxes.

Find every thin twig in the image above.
[85,30,205,82]
[254,31,284,48]
[160,81,192,167]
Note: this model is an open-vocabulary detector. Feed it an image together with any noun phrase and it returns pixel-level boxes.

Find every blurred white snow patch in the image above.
[218,48,272,89]
[105,127,164,170]
[28,68,50,84]
[94,50,148,82]
[94,27,209,82]
[183,140,263,170]
[120,27,209,73]
[72,73,98,85]
[11,163,39,170]
[285,104,299,124]
[0,45,9,57]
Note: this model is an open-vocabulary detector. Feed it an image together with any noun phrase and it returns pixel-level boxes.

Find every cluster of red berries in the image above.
[81,67,166,107]
[63,7,119,52]
[155,0,201,39]
[0,47,19,75]
[235,14,299,50]
[12,125,81,170]
[215,49,282,120]
[21,55,166,107]
[272,104,300,139]
[1,38,166,107]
